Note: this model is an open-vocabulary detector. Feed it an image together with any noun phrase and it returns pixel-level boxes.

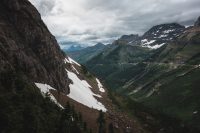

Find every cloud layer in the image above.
[29,0,200,46]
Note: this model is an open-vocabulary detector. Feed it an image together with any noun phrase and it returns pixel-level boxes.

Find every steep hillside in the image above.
[122,29,200,132]
[0,0,146,133]
[84,23,185,90]
[0,0,70,93]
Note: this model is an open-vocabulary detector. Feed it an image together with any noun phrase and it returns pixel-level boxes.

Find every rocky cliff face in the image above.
[0,0,70,93]
[194,16,200,27]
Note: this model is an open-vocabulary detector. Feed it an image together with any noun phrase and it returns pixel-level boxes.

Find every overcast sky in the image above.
[29,0,200,47]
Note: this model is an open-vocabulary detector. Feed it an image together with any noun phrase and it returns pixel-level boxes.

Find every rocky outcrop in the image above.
[0,0,70,93]
[194,16,200,27]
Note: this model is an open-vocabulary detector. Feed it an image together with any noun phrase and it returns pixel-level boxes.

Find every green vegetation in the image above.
[84,30,200,133]
[0,71,90,133]
[81,64,94,79]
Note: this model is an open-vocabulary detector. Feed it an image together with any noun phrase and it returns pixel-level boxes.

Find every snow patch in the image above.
[96,78,105,93]
[141,39,165,49]
[163,29,174,34]
[193,111,198,114]
[72,65,79,74]
[141,39,156,45]
[141,42,165,49]
[158,34,168,38]
[64,58,70,64]
[66,70,107,112]
[35,83,63,108]
[64,57,80,66]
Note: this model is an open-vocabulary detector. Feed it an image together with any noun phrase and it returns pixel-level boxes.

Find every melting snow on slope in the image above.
[66,69,107,112]
[64,57,80,66]
[64,57,80,74]
[35,83,63,108]
[96,78,105,93]
[158,34,168,38]
[143,43,166,49]
[72,65,79,74]
[163,29,174,34]
[141,39,156,45]
[141,39,165,49]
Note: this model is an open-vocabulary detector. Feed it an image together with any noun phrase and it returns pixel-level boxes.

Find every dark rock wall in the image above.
[0,0,70,93]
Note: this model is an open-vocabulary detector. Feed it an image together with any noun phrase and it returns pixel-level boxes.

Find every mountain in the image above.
[67,23,185,68]
[0,1,145,133]
[84,23,185,89]
[64,45,84,52]
[0,0,70,94]
[113,23,185,49]
[121,18,200,132]
[112,34,140,45]
[139,23,185,49]
[84,17,200,132]
[67,43,106,64]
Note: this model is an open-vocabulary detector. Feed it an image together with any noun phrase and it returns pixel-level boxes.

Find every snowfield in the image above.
[35,83,63,108]
[96,78,105,93]
[66,69,107,112]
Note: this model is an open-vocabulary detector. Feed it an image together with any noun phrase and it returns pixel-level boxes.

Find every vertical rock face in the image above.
[0,0,70,93]
[194,16,200,27]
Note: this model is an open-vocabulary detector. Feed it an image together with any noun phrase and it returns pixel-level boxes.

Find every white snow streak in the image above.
[142,43,165,49]
[158,34,168,38]
[163,29,174,34]
[64,57,81,66]
[66,70,107,112]
[72,65,79,74]
[96,78,105,93]
[35,83,63,108]
[141,39,165,49]
[141,39,156,45]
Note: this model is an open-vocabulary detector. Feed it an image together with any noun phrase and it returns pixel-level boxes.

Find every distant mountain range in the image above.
[66,43,106,64]
[64,45,85,52]
[66,23,186,64]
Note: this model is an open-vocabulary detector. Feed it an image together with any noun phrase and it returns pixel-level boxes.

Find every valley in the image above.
[67,17,200,133]
[0,0,199,133]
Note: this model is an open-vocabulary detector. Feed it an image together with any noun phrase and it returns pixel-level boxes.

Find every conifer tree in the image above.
[108,123,114,133]
[97,110,106,133]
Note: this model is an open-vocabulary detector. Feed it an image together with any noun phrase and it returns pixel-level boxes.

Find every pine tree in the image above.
[108,123,114,133]
[56,102,72,133]
[97,110,106,133]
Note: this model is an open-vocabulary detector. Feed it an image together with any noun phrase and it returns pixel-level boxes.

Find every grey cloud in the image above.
[30,0,56,16]
[29,0,200,46]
